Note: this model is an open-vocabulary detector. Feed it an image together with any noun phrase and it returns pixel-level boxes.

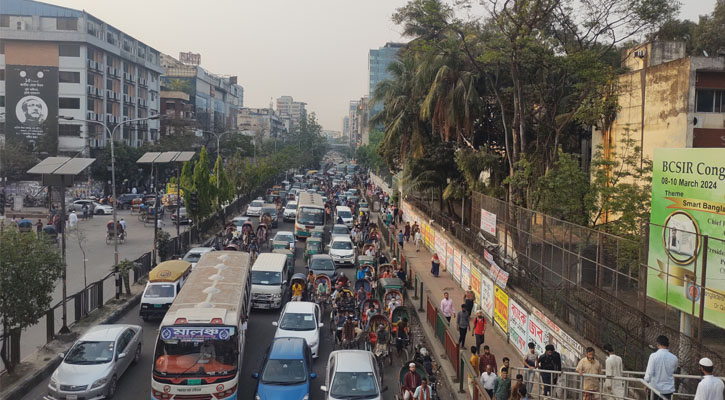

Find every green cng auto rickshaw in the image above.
[304,237,324,262]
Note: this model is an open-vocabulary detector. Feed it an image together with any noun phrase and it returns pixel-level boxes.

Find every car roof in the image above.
[269,337,308,359]
[331,350,375,372]
[331,236,353,243]
[187,247,214,253]
[252,253,288,271]
[336,206,351,211]
[81,324,138,341]
[283,301,316,313]
[332,224,348,230]
[275,231,294,237]
[310,254,333,260]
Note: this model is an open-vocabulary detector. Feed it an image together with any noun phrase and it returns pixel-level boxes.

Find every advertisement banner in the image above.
[509,299,529,356]
[425,223,434,251]
[648,148,725,329]
[480,209,497,236]
[527,316,548,356]
[461,253,471,289]
[494,286,509,333]
[480,269,495,319]
[470,265,482,303]
[446,243,454,272]
[5,65,58,145]
[532,308,582,364]
[452,250,462,283]
[435,234,447,266]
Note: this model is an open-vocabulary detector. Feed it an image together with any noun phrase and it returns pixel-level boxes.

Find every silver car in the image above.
[47,324,142,400]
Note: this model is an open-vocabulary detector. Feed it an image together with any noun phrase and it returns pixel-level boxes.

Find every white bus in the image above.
[151,251,252,400]
[295,191,326,240]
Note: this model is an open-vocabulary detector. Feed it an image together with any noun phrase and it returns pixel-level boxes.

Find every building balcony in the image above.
[87,59,104,72]
[106,90,121,101]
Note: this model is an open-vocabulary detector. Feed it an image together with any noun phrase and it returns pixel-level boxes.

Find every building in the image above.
[160,90,195,137]
[161,53,243,134]
[348,100,359,146]
[0,0,163,153]
[237,107,285,138]
[592,41,725,167]
[356,96,370,146]
[276,95,306,132]
[369,42,404,118]
[342,116,350,138]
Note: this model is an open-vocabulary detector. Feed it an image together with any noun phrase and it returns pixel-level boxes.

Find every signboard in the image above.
[452,250,462,283]
[509,299,529,356]
[160,326,235,342]
[648,148,725,329]
[5,65,58,145]
[435,234,447,266]
[425,223,433,251]
[480,209,497,235]
[480,269,495,319]
[470,266,482,303]
[494,286,509,333]
[179,51,201,65]
[461,253,471,289]
[527,316,548,356]
[489,261,510,289]
[446,243,454,272]
[532,307,583,364]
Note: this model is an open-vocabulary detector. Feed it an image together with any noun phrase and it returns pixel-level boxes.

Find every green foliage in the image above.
[0,228,63,373]
[90,143,147,190]
[454,147,502,193]
[651,1,723,56]
[192,147,214,219]
[355,130,386,174]
[534,150,593,226]
[116,259,134,295]
[0,136,38,180]
[212,155,234,208]
[179,160,195,214]
[162,78,194,95]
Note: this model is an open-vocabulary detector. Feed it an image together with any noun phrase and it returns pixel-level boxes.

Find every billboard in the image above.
[480,271,495,319]
[480,209,497,235]
[509,299,529,356]
[648,149,725,329]
[460,253,471,289]
[5,65,58,146]
[494,285,509,333]
[179,52,201,65]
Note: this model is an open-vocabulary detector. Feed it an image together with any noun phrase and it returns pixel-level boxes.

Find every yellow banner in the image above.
[665,197,725,215]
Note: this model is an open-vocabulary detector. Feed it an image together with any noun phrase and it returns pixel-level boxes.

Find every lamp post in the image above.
[59,114,160,297]
[206,130,235,162]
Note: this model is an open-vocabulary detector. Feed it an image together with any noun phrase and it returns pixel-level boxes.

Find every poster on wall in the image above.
[527,315,548,356]
[494,285,509,333]
[509,299,529,356]
[647,148,725,329]
[452,250,462,283]
[480,269,495,319]
[446,243,454,272]
[435,234,447,266]
[5,65,58,146]
[425,223,433,250]
[480,209,497,236]
[532,308,583,364]
[470,266,482,303]
[461,254,471,289]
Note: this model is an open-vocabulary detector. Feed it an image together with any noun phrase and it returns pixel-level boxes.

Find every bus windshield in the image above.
[298,207,324,225]
[153,326,238,378]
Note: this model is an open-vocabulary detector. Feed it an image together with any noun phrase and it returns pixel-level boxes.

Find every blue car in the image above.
[253,337,316,400]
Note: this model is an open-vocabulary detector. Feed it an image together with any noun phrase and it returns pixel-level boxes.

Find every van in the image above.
[140,260,192,320]
[251,253,290,309]
[335,205,354,229]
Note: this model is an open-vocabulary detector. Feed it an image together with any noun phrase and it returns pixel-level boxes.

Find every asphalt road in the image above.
[23,215,404,400]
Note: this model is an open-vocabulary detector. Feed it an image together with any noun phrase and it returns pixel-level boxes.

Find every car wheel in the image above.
[106,375,117,398]
[96,209,104,215]
[132,344,141,364]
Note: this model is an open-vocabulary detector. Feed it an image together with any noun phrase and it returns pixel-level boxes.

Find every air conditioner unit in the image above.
[87,86,94,95]
[123,94,129,102]
[87,111,95,120]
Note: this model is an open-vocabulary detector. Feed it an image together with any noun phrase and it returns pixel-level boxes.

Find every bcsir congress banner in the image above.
[648,149,725,329]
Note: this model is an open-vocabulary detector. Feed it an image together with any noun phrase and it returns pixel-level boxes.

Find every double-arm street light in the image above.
[59,114,160,294]
[206,130,236,161]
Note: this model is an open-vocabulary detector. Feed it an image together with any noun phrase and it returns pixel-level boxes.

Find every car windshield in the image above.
[279,312,317,331]
[286,203,297,210]
[311,258,334,270]
[251,200,264,208]
[332,227,348,235]
[262,207,277,216]
[252,271,282,285]
[330,371,378,398]
[298,207,324,225]
[153,327,238,377]
[275,234,294,243]
[183,252,203,263]
[332,241,353,250]
[144,284,175,298]
[65,341,115,364]
[338,211,352,219]
[232,219,247,227]
[262,359,307,384]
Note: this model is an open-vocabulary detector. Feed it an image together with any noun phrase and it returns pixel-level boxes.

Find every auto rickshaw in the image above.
[310,226,325,240]
[42,225,59,245]
[304,237,323,262]
[272,239,289,251]
[17,219,33,233]
[378,277,405,304]
[358,255,376,277]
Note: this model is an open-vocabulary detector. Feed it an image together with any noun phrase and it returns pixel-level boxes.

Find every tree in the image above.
[116,259,134,295]
[90,143,147,192]
[179,159,195,214]
[0,137,38,182]
[211,155,234,225]
[192,147,214,219]
[0,228,63,374]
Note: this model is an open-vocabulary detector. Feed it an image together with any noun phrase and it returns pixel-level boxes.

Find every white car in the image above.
[246,199,265,216]
[320,350,383,400]
[283,201,298,222]
[331,224,351,239]
[47,324,142,400]
[182,247,215,268]
[273,231,296,252]
[273,301,323,358]
[329,236,356,267]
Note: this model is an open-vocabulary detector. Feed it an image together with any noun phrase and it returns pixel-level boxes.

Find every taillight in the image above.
[210,318,223,324]
[151,389,172,399]
[213,384,237,399]
[175,318,187,324]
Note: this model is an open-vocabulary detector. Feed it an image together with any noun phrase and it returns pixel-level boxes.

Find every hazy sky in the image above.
[47,0,716,131]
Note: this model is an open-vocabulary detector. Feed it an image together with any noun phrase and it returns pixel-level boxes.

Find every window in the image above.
[107,102,113,114]
[0,69,4,80]
[59,97,80,109]
[58,124,81,136]
[696,89,724,113]
[87,72,96,86]
[56,17,78,31]
[59,71,80,83]
[106,78,113,90]
[0,15,8,27]
[87,98,95,112]
[58,44,80,57]
[0,96,5,107]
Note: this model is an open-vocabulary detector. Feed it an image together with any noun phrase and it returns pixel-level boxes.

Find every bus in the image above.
[295,191,326,240]
[150,251,252,400]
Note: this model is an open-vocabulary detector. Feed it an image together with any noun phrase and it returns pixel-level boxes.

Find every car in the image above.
[246,198,265,216]
[331,224,351,239]
[273,231,296,253]
[307,254,338,282]
[47,324,143,400]
[320,350,384,400]
[68,199,113,215]
[115,193,142,209]
[329,236,356,267]
[181,247,215,268]
[259,204,279,228]
[232,215,253,229]
[359,200,370,213]
[283,201,298,222]
[272,302,323,358]
[170,207,192,225]
[253,337,316,400]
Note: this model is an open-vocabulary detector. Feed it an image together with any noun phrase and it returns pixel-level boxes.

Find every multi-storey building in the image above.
[348,100,360,146]
[369,42,404,119]
[160,90,195,137]
[276,95,306,132]
[237,107,285,138]
[0,0,163,153]
[161,53,243,134]
[342,116,350,138]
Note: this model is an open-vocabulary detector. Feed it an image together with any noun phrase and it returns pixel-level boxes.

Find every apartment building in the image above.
[237,107,285,138]
[369,42,404,118]
[276,95,306,132]
[0,0,163,153]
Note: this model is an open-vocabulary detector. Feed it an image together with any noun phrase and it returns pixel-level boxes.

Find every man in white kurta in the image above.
[603,344,625,399]
[695,358,723,400]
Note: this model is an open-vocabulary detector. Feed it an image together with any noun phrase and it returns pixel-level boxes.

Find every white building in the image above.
[276,95,306,132]
[237,107,285,138]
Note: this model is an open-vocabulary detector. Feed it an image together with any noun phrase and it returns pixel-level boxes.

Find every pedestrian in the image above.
[68,210,78,230]
[522,342,539,395]
[36,219,43,239]
[398,230,404,249]
[603,343,624,399]
[413,377,432,400]
[119,218,127,232]
[82,203,89,220]
[478,345,498,375]
[396,264,407,282]
[456,304,469,347]
[576,347,602,400]
[493,367,511,400]
[644,335,678,399]
[694,357,723,400]
[470,346,480,375]
[464,285,475,316]
[499,357,510,376]
[472,310,486,354]
[414,230,422,252]
[404,222,411,242]
[430,253,440,277]
[511,375,525,400]
[398,208,404,224]
[480,364,497,398]
[538,344,562,397]
[440,292,454,323]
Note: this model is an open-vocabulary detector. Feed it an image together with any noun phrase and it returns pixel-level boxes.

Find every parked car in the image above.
[329,236,356,267]
[320,350,384,400]
[68,199,113,215]
[47,324,143,400]
[307,254,338,282]
[246,198,265,216]
[115,193,142,210]
[272,302,323,358]
[182,247,215,268]
[170,207,192,225]
[283,201,298,222]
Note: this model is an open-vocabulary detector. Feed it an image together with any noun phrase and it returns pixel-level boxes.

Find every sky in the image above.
[46,0,716,132]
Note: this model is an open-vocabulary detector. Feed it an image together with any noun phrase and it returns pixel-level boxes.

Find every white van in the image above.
[251,253,290,309]
[335,205,354,229]
[140,260,192,320]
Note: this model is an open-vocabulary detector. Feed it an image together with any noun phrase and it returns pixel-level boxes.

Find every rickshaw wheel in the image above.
[105,235,110,245]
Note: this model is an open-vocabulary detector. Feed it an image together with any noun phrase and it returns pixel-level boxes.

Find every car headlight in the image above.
[255,394,262,400]
[272,293,281,298]
[302,395,309,400]
[91,377,107,389]
[308,339,318,348]
[49,376,58,389]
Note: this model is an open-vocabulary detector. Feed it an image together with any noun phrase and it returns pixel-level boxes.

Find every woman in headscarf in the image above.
[431,253,440,277]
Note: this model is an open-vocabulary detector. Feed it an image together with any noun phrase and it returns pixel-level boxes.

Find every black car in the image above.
[115,193,142,209]
[307,254,338,282]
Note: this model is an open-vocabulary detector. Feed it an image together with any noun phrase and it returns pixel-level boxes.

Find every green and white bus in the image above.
[295,192,326,240]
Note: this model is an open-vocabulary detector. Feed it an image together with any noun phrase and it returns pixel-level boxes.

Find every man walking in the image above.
[538,344,562,397]
[478,345,498,375]
[456,304,469,347]
[522,343,538,395]
[398,230,405,249]
[644,335,678,399]
[440,292,454,323]
[577,347,602,400]
[603,343,624,399]
[414,230,422,252]
[694,358,723,400]
[480,364,497,398]
[493,367,511,400]
[472,310,486,354]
